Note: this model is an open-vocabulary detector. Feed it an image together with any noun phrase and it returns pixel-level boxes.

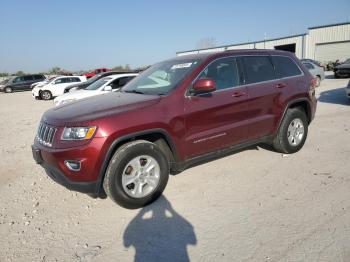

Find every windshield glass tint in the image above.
[85,74,101,84]
[122,59,202,95]
[85,77,111,90]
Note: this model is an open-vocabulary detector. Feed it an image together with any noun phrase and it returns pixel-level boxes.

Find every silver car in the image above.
[302,61,325,87]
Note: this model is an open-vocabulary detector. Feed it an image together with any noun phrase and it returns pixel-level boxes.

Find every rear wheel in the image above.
[273,108,308,154]
[103,140,169,209]
[40,90,52,100]
[4,87,12,93]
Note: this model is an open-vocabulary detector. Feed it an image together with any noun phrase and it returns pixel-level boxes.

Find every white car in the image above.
[30,76,57,89]
[53,73,138,106]
[32,76,86,100]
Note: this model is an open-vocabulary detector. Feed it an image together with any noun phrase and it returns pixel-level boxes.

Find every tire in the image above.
[315,76,321,87]
[4,87,12,93]
[273,107,308,154]
[40,90,52,100]
[103,140,169,209]
[334,73,339,79]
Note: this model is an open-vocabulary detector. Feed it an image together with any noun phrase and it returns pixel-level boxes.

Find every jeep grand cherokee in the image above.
[32,50,317,209]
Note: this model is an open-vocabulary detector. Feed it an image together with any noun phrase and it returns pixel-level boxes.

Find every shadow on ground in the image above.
[123,196,197,262]
[318,87,350,106]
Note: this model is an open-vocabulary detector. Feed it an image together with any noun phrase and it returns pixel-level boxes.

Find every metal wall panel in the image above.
[306,24,350,60]
[315,41,350,62]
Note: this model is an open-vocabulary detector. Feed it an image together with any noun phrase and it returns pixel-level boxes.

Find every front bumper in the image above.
[31,137,108,196]
[32,88,40,98]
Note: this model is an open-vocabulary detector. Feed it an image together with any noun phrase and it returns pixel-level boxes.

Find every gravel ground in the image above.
[0,75,349,262]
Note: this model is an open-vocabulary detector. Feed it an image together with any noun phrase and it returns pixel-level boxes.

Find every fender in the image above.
[277,97,312,131]
[94,128,180,194]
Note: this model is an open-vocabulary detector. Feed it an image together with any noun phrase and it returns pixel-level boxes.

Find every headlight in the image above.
[61,126,97,140]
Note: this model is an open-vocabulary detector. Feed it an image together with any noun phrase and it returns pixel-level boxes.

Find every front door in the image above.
[184,56,251,159]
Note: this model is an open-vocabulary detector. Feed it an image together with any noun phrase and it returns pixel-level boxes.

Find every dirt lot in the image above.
[0,76,349,262]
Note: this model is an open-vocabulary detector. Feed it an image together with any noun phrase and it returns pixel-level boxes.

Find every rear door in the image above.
[184,56,251,159]
[239,56,280,140]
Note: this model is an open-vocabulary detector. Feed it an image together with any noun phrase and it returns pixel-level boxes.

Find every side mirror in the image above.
[104,86,112,92]
[191,79,216,95]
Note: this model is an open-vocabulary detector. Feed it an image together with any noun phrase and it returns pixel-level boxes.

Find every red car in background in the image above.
[83,68,109,79]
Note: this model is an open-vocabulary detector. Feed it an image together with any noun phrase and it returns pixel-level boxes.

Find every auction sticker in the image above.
[171,63,193,69]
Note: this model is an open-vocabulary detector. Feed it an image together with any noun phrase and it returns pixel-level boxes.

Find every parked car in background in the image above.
[1,74,46,93]
[302,61,325,87]
[0,78,11,91]
[334,58,350,78]
[300,59,325,71]
[64,71,137,93]
[54,73,137,106]
[32,50,317,209]
[32,76,86,100]
[346,80,350,100]
[83,68,109,79]
[30,76,57,89]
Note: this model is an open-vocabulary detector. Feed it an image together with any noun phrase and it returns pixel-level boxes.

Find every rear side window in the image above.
[242,56,275,84]
[303,62,314,70]
[23,75,34,81]
[271,56,302,78]
[70,77,81,82]
[34,75,45,80]
[199,57,241,90]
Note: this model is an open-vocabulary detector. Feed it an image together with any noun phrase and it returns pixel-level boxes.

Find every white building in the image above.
[177,22,350,63]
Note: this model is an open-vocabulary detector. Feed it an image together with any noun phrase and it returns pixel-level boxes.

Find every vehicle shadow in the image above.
[318,87,349,105]
[123,196,197,262]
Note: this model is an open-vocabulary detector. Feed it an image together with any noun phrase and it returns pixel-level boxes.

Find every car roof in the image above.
[167,49,295,62]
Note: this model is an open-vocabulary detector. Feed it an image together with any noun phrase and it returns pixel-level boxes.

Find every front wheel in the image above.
[40,90,52,100]
[103,140,169,209]
[4,87,12,93]
[273,108,308,154]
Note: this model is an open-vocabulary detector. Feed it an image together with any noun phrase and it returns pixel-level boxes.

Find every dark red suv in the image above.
[32,50,317,209]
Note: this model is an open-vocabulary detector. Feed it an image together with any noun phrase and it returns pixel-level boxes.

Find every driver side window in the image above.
[199,57,240,90]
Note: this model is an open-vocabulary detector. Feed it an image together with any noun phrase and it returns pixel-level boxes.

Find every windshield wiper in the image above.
[123,89,145,94]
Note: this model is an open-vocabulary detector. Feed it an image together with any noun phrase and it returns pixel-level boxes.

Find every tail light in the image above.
[311,78,318,89]
[309,78,317,97]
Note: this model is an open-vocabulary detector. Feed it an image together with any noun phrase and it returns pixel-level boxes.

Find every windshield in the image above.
[122,59,202,95]
[85,74,102,84]
[85,77,111,90]
[344,58,350,64]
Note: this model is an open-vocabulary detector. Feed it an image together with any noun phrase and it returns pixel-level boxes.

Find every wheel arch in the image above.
[278,98,312,130]
[96,128,179,196]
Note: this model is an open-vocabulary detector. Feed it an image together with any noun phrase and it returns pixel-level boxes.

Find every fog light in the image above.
[64,160,81,171]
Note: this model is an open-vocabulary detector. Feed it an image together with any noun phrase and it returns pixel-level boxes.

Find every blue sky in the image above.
[0,0,349,73]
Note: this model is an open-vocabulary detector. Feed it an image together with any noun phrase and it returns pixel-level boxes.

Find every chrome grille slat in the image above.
[36,123,57,147]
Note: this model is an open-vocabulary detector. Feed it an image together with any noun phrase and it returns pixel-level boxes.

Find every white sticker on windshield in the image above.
[171,63,192,70]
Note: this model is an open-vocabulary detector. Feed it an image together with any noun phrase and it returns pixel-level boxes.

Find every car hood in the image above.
[42,91,161,126]
[335,63,350,69]
[55,89,98,101]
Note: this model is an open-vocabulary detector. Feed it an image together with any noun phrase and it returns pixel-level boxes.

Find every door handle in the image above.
[276,83,287,88]
[231,91,246,97]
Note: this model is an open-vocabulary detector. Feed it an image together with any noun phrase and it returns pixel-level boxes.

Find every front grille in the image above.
[36,123,57,147]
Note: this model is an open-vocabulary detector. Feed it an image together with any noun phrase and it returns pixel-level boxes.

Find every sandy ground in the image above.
[0,76,349,262]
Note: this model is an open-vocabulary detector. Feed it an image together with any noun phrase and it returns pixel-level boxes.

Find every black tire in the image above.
[334,73,339,79]
[4,87,12,93]
[273,107,308,154]
[103,140,169,209]
[40,90,52,100]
